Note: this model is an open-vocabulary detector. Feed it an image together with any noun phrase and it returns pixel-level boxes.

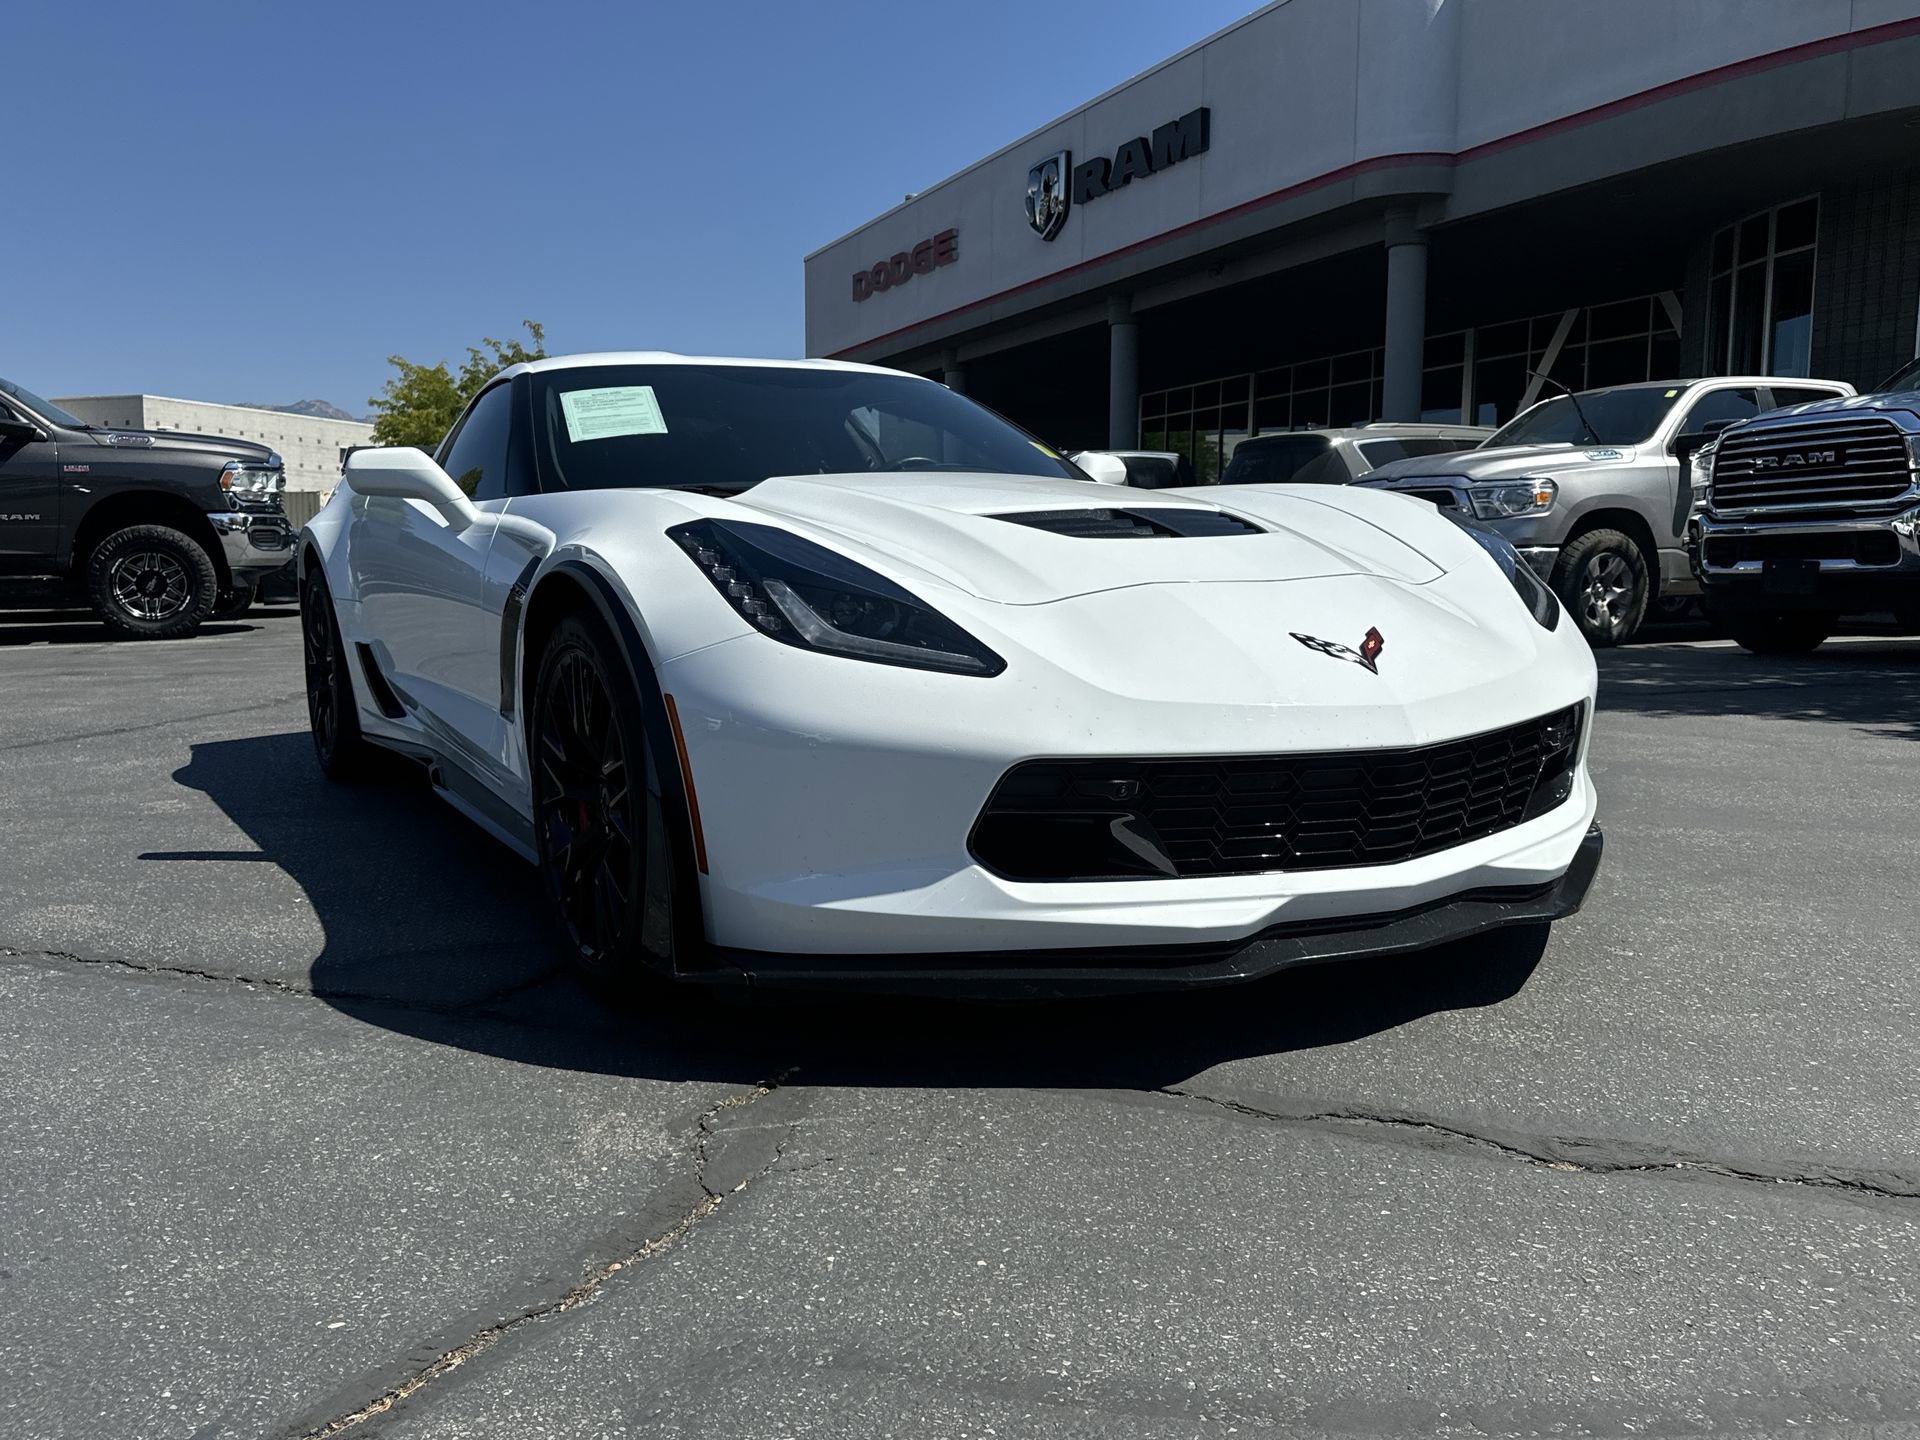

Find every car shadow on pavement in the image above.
[168,731,1552,1090]
[1596,637,1920,742]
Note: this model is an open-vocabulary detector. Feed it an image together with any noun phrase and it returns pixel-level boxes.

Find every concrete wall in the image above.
[804,0,1920,363]
[52,395,370,493]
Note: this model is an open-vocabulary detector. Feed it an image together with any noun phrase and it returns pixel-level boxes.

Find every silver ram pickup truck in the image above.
[1361,376,1853,646]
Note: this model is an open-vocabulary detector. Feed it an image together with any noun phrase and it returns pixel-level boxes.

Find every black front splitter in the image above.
[699,825,1604,1000]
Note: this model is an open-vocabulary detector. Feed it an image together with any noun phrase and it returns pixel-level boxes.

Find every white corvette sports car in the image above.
[299,353,1602,995]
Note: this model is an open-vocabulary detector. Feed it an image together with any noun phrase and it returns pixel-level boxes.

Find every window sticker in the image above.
[1030,440,1061,459]
[559,386,668,443]
[1663,388,1679,398]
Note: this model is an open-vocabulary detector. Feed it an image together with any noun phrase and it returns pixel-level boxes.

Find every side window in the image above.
[439,384,514,499]
[1679,387,1760,436]
[1765,386,1840,410]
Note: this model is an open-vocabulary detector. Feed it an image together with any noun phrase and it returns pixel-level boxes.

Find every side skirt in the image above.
[429,752,539,864]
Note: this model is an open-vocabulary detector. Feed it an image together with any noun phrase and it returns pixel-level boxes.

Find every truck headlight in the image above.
[1689,443,1717,517]
[220,459,285,498]
[1469,479,1556,520]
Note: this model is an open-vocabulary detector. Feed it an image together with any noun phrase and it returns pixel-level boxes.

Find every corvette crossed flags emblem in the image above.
[1291,627,1387,675]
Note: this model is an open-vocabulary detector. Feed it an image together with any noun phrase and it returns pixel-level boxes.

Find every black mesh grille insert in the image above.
[1704,530,1901,567]
[970,706,1585,881]
[994,507,1263,538]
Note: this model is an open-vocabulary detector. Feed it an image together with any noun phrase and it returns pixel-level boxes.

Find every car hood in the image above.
[716,472,1446,604]
[1751,390,1920,422]
[82,427,277,462]
[1363,442,1641,484]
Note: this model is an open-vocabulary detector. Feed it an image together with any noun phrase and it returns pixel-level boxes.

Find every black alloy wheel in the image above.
[531,615,677,991]
[111,550,192,621]
[302,568,374,779]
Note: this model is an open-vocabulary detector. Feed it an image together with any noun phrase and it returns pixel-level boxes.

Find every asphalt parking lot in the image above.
[4,606,1920,1439]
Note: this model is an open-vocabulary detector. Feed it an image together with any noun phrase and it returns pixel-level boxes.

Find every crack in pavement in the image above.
[289,1070,800,1439]
[1159,1085,1920,1206]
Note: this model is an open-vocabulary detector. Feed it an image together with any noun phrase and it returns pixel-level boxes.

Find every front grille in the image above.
[1403,488,1465,510]
[1704,530,1902,567]
[1711,416,1915,515]
[970,706,1584,882]
[994,507,1263,538]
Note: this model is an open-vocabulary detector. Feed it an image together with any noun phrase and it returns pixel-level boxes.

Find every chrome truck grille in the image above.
[1710,415,1916,517]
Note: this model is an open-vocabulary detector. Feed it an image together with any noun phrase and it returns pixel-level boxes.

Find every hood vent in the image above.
[994,507,1263,539]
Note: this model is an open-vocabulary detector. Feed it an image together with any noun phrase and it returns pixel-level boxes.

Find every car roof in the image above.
[500,351,917,382]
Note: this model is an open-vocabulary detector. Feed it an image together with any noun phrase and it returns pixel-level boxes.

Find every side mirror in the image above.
[344,446,479,531]
[0,415,46,444]
[1072,451,1131,486]
[1671,418,1738,455]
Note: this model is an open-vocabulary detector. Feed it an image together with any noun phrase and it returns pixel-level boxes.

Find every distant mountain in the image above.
[238,399,369,424]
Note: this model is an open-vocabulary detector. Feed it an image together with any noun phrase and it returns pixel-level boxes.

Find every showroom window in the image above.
[1137,293,1680,449]
[1470,297,1682,425]
[1704,197,1817,377]
[1139,335,1466,474]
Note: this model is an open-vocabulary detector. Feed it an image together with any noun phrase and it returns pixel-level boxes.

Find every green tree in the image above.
[367,321,547,448]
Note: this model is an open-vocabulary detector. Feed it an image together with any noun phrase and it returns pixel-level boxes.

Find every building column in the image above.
[1108,295,1139,449]
[940,348,966,394]
[1381,209,1429,422]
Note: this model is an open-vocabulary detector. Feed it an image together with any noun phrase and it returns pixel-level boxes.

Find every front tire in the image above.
[1727,610,1834,655]
[1553,529,1650,648]
[302,567,378,780]
[86,524,219,640]
[530,614,680,997]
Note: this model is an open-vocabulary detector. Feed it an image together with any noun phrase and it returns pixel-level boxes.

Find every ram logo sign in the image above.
[1754,450,1839,469]
[1023,108,1211,242]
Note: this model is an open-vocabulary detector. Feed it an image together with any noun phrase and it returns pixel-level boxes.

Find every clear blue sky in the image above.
[14,0,1257,415]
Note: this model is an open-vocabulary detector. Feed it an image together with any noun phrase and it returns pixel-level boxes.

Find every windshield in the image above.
[0,378,89,429]
[527,364,1084,493]
[1486,384,1682,448]
[1218,436,1348,486]
[1877,356,1920,394]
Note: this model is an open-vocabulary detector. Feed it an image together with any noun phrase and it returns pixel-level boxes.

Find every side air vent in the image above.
[995,507,1263,538]
[354,643,408,719]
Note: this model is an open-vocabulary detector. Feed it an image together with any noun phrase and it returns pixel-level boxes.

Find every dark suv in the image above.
[1218,423,1492,486]
[0,377,294,638]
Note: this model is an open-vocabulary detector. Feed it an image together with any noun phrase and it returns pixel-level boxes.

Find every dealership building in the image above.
[804,0,1920,480]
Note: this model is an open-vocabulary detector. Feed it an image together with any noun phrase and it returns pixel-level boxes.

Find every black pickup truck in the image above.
[1691,356,1920,653]
[0,376,296,638]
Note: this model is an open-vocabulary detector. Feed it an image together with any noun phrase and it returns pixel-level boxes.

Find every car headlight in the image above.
[669,519,1006,677]
[219,458,285,497]
[1446,513,1560,631]
[1469,478,1556,520]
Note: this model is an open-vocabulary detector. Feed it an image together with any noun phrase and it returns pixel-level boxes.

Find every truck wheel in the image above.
[1727,611,1833,655]
[1552,529,1650,648]
[86,524,220,640]
[213,582,256,620]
